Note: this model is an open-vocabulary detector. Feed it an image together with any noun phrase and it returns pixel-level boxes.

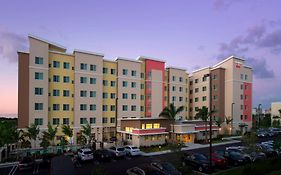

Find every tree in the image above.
[81,123,92,145]
[40,135,50,150]
[242,132,257,150]
[62,125,73,145]
[0,120,20,147]
[26,123,40,148]
[225,116,233,135]
[214,117,223,128]
[77,134,87,145]
[279,109,281,117]
[42,123,58,146]
[159,103,184,141]
[195,106,213,143]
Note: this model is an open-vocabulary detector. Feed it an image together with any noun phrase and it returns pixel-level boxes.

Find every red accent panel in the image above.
[145,59,165,117]
[132,128,166,134]
[243,82,252,122]
[195,126,219,131]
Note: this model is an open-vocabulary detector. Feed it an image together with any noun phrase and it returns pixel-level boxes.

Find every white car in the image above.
[108,146,126,157]
[124,145,142,156]
[77,148,93,161]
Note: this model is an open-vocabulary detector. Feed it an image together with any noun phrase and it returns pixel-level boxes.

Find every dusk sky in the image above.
[0,0,280,115]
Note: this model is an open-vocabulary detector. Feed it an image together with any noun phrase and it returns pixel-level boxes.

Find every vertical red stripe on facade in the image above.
[145,59,165,117]
[243,82,252,122]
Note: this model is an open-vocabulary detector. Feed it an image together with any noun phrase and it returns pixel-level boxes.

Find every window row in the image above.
[80,63,97,71]
[122,105,145,112]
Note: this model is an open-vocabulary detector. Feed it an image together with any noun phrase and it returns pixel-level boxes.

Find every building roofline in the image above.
[116,57,142,63]
[192,66,211,73]
[213,55,245,68]
[73,49,104,57]
[166,66,187,71]
[17,50,29,54]
[103,58,117,63]
[120,117,168,121]
[243,65,252,69]
[28,34,67,51]
[137,56,166,63]
[49,50,74,56]
[210,66,226,71]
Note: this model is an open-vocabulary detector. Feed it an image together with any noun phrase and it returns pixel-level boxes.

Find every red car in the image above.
[211,153,228,169]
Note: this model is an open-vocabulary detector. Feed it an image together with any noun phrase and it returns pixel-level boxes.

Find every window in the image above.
[147,82,151,89]
[90,64,96,71]
[172,76,176,81]
[213,74,217,80]
[63,118,69,125]
[146,124,152,129]
[53,75,60,82]
[131,70,137,76]
[122,81,128,87]
[123,69,128,75]
[141,106,144,111]
[110,69,116,75]
[35,57,43,64]
[190,99,193,103]
[202,96,207,101]
[80,118,87,124]
[153,123,160,128]
[110,81,116,87]
[63,104,70,111]
[35,72,43,80]
[240,74,243,80]
[90,104,96,111]
[102,105,108,111]
[35,118,43,125]
[63,76,70,83]
[110,105,116,111]
[195,88,199,93]
[240,115,243,120]
[195,79,199,83]
[241,105,243,110]
[110,93,116,99]
[80,90,87,97]
[202,76,207,82]
[240,94,243,100]
[213,95,218,101]
[213,85,217,91]
[103,93,108,99]
[122,105,128,111]
[103,80,108,86]
[190,90,193,94]
[245,74,248,80]
[53,104,60,111]
[190,81,193,85]
[195,97,199,102]
[90,91,96,97]
[172,96,176,102]
[102,117,108,124]
[53,61,60,68]
[90,117,96,124]
[122,93,128,99]
[141,95,144,100]
[63,90,70,97]
[35,88,43,95]
[179,97,183,102]
[103,67,108,74]
[131,105,136,111]
[80,63,87,70]
[64,62,70,69]
[80,104,87,111]
[179,77,183,82]
[53,89,60,96]
[141,73,144,78]
[53,118,60,125]
[147,71,152,78]
[172,86,176,91]
[110,117,115,123]
[179,87,183,92]
[131,94,137,99]
[35,103,43,110]
[241,84,243,90]
[131,82,137,88]
[90,78,96,84]
[244,115,248,120]
[80,77,87,84]
[202,86,207,91]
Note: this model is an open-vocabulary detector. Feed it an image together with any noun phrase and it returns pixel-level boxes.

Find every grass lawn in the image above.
[214,167,243,175]
[269,170,281,175]
[140,144,186,153]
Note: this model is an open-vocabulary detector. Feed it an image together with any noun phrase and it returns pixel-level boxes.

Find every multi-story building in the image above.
[271,102,281,122]
[18,35,252,146]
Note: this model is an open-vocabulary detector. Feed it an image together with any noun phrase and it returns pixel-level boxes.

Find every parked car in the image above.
[127,164,165,175]
[108,146,126,158]
[210,153,228,168]
[93,149,114,162]
[77,148,94,161]
[181,153,212,173]
[18,157,34,171]
[226,147,252,161]
[257,144,279,158]
[151,162,182,175]
[226,146,265,162]
[124,145,142,156]
[214,150,250,166]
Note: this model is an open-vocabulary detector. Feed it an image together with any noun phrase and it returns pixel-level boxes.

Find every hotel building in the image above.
[18,35,252,145]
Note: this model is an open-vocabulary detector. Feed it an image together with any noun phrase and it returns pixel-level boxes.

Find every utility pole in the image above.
[231,102,235,135]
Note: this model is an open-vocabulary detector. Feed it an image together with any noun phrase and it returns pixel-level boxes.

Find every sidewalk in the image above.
[142,140,241,156]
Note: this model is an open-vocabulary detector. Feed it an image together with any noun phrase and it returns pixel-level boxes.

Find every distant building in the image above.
[271,102,281,121]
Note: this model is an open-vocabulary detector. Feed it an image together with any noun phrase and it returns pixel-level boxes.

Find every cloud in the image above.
[258,29,281,54]
[0,30,27,62]
[246,57,275,78]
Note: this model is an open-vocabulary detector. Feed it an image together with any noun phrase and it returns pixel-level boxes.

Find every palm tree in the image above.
[26,123,40,148]
[214,117,223,128]
[195,106,209,143]
[81,123,92,145]
[279,109,281,118]
[42,123,58,146]
[62,125,73,145]
[159,103,184,141]
[225,116,233,135]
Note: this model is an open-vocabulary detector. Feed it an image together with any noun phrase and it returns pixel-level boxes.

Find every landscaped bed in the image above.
[140,143,186,153]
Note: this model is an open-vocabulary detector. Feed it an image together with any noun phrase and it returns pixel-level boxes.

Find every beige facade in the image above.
[271,102,281,121]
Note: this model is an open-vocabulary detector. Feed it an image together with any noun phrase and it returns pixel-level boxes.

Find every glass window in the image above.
[53,61,60,68]
[63,104,70,111]
[131,82,137,88]
[141,73,144,78]
[63,62,70,69]
[195,79,199,83]
[131,105,136,111]
[131,94,137,99]
[102,105,108,111]
[53,118,60,125]
[90,104,96,111]
[122,81,128,87]
[122,93,128,99]
[179,87,183,92]
[80,104,87,111]
[53,75,60,82]
[146,124,152,129]
[240,74,243,80]
[179,77,183,82]
[53,104,60,111]
[202,96,207,101]
[103,93,108,99]
[172,76,176,81]
[111,81,116,87]
[122,105,128,111]
[103,67,108,74]
[131,70,137,76]
[153,123,160,128]
[90,91,96,97]
[80,77,87,83]
[195,97,199,102]
[53,89,60,96]
[172,86,176,91]
[110,93,116,99]
[102,117,108,123]
[63,90,70,97]
[80,90,87,97]
[35,57,43,64]
[172,96,176,102]
[35,87,43,95]
[63,76,70,83]
[123,69,128,75]
[110,69,116,75]
[90,78,96,84]
[179,97,183,102]
[90,117,96,124]
[103,80,108,86]
[140,106,144,111]
[141,95,144,100]
[80,63,87,70]
[80,118,87,124]
[202,86,207,91]
[35,103,43,110]
[90,64,96,71]
[110,105,116,111]
[141,83,144,89]
[195,88,199,93]
[35,72,43,80]
[202,76,207,82]
[63,118,69,125]
[110,117,115,123]
[34,118,43,125]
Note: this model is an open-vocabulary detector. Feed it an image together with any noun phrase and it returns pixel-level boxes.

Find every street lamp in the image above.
[258,104,262,128]
[114,97,119,145]
[231,103,235,135]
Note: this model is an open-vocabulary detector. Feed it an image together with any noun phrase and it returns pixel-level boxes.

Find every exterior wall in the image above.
[48,52,74,136]
[164,71,169,107]
[167,68,189,120]
[74,51,104,141]
[28,37,49,129]
[137,135,166,147]
[271,102,281,121]
[140,62,146,117]
[120,118,170,131]
[18,52,30,128]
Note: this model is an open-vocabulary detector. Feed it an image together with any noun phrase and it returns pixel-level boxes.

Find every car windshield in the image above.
[194,154,207,161]
[161,163,176,171]
[84,151,92,154]
[117,148,125,151]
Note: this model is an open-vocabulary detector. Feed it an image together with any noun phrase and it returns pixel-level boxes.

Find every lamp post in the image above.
[258,104,262,128]
[115,97,119,144]
[231,102,235,135]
